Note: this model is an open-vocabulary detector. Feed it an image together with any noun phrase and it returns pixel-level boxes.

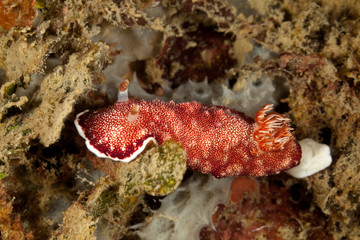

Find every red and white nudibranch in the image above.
[75,80,301,178]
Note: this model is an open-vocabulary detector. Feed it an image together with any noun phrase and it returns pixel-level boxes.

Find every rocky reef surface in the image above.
[0,0,359,239]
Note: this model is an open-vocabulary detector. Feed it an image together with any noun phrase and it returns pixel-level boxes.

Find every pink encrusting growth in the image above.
[75,80,301,178]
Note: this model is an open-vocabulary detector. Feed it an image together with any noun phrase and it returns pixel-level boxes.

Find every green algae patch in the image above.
[119,140,187,197]
[4,118,23,136]
[35,0,46,9]
[2,81,18,99]
[91,185,120,218]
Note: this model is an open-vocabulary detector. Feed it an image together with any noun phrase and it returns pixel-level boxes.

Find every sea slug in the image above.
[75,80,301,178]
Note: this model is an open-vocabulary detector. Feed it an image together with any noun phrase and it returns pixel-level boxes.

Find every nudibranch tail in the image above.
[252,104,294,154]
[118,79,129,102]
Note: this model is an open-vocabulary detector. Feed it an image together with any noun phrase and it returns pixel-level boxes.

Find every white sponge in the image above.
[136,174,232,240]
[286,138,332,178]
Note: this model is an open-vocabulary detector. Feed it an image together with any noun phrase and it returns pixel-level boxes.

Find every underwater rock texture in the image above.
[0,0,359,239]
[200,176,334,239]
[52,140,186,239]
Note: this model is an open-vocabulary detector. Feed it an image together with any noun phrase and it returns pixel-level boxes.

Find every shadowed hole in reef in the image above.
[289,183,303,202]
[319,127,331,145]
[143,194,164,210]
[121,234,141,240]
[289,183,311,210]
[128,204,150,226]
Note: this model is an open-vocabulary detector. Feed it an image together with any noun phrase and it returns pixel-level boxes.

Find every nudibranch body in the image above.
[75,80,301,178]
